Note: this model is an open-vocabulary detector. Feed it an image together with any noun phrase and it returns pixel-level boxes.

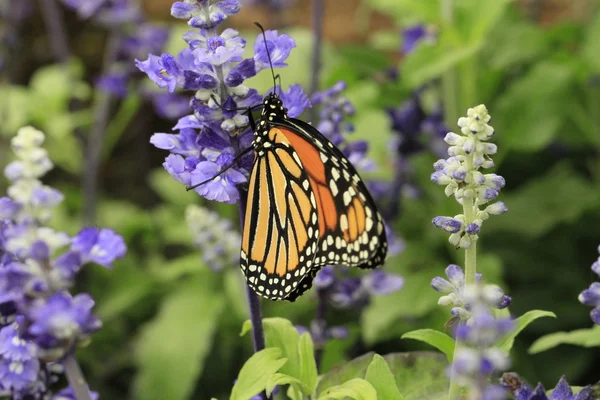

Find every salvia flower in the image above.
[186,205,240,272]
[0,127,126,397]
[315,266,404,309]
[432,265,510,321]
[578,245,600,325]
[449,283,514,400]
[431,105,507,248]
[140,0,309,204]
[501,373,593,400]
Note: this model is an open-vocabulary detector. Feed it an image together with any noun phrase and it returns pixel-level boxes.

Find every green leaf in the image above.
[134,274,224,400]
[495,61,574,151]
[317,352,448,400]
[364,355,405,400]
[265,373,303,397]
[497,310,556,353]
[297,333,318,393]
[230,348,288,400]
[317,379,377,400]
[0,86,31,136]
[582,11,600,72]
[402,329,455,363]
[529,325,600,354]
[485,163,600,238]
[151,254,207,282]
[484,20,548,69]
[401,40,481,89]
[240,318,314,394]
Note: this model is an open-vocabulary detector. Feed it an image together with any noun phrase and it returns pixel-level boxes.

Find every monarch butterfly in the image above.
[190,23,388,301]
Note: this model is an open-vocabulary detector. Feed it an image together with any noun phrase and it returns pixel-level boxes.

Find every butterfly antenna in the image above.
[254,21,278,94]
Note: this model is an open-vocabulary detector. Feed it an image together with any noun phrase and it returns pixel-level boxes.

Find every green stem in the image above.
[448,157,478,400]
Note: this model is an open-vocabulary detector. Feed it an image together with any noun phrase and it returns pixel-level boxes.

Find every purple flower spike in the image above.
[71,228,127,268]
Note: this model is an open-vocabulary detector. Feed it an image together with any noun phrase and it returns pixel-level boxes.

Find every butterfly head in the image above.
[262,92,287,119]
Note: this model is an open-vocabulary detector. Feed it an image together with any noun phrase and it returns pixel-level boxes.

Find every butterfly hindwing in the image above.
[273,118,388,271]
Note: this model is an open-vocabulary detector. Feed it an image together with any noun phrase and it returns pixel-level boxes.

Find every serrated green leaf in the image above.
[265,373,303,397]
[134,274,224,400]
[365,355,405,400]
[298,333,318,393]
[317,352,448,400]
[497,310,556,353]
[529,325,600,354]
[402,329,455,363]
[317,378,377,400]
[230,348,288,400]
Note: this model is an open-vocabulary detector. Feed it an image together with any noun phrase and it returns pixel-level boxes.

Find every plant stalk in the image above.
[237,189,267,400]
[83,30,121,225]
[38,0,71,63]
[313,288,328,370]
[309,0,325,122]
[63,354,92,400]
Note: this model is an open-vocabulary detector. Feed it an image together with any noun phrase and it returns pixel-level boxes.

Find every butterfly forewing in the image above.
[241,127,322,300]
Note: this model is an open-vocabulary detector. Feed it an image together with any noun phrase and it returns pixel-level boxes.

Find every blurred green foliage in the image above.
[2,0,600,398]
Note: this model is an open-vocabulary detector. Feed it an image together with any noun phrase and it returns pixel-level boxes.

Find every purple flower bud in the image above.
[0,197,21,219]
[432,216,462,233]
[430,171,451,185]
[466,222,481,235]
[431,277,454,293]
[402,25,427,54]
[482,188,499,200]
[452,167,467,181]
[171,2,201,19]
[579,282,600,307]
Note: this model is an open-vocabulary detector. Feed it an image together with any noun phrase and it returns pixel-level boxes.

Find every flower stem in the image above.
[237,189,267,400]
[38,0,71,63]
[63,354,92,400]
[314,288,328,370]
[83,30,121,225]
[448,196,477,399]
[309,0,325,122]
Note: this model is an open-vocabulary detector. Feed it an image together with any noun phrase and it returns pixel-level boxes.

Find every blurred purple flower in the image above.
[71,227,127,268]
[52,386,100,400]
[402,25,427,54]
[505,375,593,400]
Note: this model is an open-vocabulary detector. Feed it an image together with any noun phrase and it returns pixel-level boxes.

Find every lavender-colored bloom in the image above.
[274,84,311,118]
[314,266,335,289]
[193,29,246,65]
[97,72,129,97]
[71,227,127,268]
[28,293,101,346]
[172,0,241,29]
[402,25,427,54]
[52,386,100,400]
[151,93,191,120]
[254,29,296,70]
[189,155,247,204]
[578,245,600,325]
[506,375,593,400]
[362,270,404,295]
